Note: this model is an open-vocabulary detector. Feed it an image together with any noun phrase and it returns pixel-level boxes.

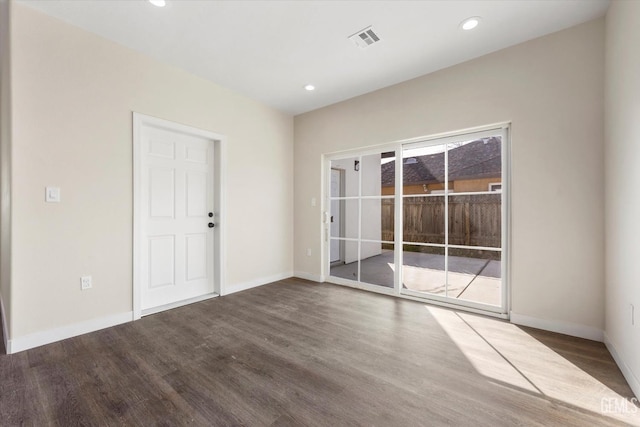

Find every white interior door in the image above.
[140,125,215,311]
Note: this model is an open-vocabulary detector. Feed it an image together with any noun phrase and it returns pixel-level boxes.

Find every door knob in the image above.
[208,223,215,228]
[208,212,214,217]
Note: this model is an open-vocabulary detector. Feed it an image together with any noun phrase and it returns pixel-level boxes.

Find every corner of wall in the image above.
[0,0,13,351]
[604,0,640,400]
[510,312,604,342]
[0,293,9,353]
[293,271,323,283]
[223,271,294,296]
[604,333,640,399]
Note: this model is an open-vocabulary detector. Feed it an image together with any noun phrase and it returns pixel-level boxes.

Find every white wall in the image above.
[295,19,605,338]
[604,0,640,398]
[0,0,12,347]
[8,4,293,343]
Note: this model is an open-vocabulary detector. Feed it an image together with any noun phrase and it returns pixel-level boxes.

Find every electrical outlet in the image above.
[45,186,61,203]
[306,248,312,256]
[81,276,92,290]
[631,304,635,326]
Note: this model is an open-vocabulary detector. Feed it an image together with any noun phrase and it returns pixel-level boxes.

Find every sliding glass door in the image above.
[328,151,396,291]
[325,127,508,316]
[400,130,505,312]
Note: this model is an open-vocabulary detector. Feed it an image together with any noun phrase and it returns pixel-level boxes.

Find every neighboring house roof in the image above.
[381,137,501,186]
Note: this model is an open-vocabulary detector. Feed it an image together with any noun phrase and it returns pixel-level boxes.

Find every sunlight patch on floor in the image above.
[426,306,640,425]
[403,266,500,306]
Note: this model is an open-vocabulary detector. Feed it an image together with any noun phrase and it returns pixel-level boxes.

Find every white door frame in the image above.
[132,112,226,320]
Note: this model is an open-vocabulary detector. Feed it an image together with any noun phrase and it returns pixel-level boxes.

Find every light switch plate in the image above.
[45,187,61,203]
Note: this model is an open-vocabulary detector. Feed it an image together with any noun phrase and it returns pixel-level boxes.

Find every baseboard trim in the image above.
[293,271,323,283]
[604,332,640,399]
[0,293,9,354]
[8,311,134,354]
[223,271,293,296]
[141,292,219,317]
[510,312,604,342]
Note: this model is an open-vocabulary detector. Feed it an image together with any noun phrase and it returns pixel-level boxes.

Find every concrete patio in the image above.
[330,249,501,306]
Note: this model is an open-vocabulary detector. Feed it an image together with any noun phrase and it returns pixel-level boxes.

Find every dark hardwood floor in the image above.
[0,278,638,426]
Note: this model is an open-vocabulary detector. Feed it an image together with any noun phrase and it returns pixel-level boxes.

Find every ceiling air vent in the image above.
[349,26,381,49]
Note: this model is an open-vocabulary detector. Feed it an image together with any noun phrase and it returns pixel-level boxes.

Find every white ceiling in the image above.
[20,0,610,115]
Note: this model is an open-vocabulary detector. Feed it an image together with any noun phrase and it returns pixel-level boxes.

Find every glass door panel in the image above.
[447,136,502,194]
[401,130,506,313]
[361,198,384,241]
[448,194,501,248]
[329,199,359,240]
[402,144,446,195]
[330,157,360,197]
[449,248,502,306]
[380,198,395,242]
[402,245,446,295]
[360,242,394,288]
[328,150,397,291]
[362,152,395,196]
[403,196,445,245]
[330,240,359,281]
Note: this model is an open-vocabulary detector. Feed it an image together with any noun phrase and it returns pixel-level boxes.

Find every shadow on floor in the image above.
[519,325,638,401]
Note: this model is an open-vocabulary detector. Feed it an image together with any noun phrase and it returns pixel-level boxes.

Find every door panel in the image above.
[401,132,505,311]
[141,126,215,310]
[149,168,175,218]
[330,169,343,263]
[186,145,208,163]
[185,233,207,281]
[149,138,175,159]
[186,171,207,217]
[149,236,175,288]
[401,245,446,294]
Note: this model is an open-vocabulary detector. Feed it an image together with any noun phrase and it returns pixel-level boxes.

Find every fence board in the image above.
[380,194,501,248]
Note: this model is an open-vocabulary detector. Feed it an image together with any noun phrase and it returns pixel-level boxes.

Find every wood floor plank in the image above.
[0,279,638,426]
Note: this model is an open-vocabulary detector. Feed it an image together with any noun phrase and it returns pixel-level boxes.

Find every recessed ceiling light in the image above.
[460,17,481,31]
[304,84,315,91]
[148,0,166,7]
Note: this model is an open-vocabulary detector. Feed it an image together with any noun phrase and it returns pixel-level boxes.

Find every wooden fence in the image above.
[381,194,501,248]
